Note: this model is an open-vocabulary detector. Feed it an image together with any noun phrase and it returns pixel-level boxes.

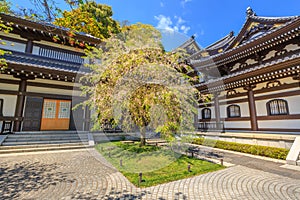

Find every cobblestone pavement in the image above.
[0,149,300,200]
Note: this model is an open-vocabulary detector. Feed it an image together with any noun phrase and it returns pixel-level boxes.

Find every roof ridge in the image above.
[205,31,235,49]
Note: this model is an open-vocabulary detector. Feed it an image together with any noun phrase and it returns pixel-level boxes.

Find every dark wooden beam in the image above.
[13,78,27,131]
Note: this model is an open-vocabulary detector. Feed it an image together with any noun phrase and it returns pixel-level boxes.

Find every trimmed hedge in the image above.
[192,138,289,160]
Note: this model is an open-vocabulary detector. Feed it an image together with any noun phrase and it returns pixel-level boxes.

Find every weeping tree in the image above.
[82,23,200,145]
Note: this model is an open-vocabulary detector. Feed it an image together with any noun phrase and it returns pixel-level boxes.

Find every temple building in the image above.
[1,7,300,135]
[185,7,300,134]
[0,13,101,133]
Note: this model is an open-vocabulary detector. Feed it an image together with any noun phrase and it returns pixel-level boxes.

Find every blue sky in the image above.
[9,0,300,48]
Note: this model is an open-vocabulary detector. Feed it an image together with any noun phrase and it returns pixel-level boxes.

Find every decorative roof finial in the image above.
[246,7,256,17]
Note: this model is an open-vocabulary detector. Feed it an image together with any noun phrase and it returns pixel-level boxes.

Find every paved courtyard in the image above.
[0,149,300,200]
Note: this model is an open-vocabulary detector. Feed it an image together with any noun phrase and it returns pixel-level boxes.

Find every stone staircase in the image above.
[0,131,90,154]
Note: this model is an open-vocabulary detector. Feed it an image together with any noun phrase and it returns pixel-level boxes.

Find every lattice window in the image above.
[58,101,71,119]
[227,105,241,118]
[43,101,56,118]
[267,99,289,115]
[201,108,211,119]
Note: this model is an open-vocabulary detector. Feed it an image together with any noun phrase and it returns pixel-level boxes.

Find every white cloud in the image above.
[155,15,191,35]
[181,0,192,8]
[154,15,174,32]
[180,25,190,34]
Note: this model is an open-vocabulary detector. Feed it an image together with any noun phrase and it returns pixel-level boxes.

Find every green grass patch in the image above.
[95,142,225,187]
[192,138,289,160]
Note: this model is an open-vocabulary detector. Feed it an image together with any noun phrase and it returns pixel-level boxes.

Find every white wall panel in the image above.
[258,120,300,129]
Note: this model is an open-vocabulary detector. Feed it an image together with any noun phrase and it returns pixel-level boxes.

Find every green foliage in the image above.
[0,0,12,13]
[116,142,160,153]
[192,138,289,160]
[96,142,224,187]
[54,1,121,39]
[0,1,13,70]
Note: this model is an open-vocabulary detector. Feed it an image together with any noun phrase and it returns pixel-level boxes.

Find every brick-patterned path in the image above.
[0,149,299,200]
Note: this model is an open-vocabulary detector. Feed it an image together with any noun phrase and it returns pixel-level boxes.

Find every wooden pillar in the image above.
[14,78,27,132]
[213,92,221,129]
[244,84,258,131]
[25,39,33,53]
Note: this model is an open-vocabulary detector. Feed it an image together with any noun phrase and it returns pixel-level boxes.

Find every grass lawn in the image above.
[95,141,225,187]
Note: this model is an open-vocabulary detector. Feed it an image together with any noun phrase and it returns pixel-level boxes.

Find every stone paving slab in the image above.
[0,149,300,199]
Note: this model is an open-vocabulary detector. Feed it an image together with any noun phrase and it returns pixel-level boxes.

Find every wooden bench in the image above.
[121,140,135,144]
[146,139,168,146]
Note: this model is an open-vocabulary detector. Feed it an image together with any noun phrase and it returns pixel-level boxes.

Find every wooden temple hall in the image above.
[185,7,300,133]
[0,13,101,133]
[1,7,300,135]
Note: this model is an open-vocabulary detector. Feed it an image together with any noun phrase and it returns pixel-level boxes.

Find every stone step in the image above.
[1,140,87,146]
[0,143,91,154]
[0,142,88,150]
[14,131,81,135]
[7,134,88,138]
[297,160,300,166]
[5,136,87,141]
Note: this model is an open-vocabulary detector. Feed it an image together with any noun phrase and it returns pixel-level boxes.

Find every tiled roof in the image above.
[190,17,300,67]
[4,51,90,75]
[195,51,300,88]
[0,13,101,45]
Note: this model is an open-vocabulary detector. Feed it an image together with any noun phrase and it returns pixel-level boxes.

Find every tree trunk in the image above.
[140,126,146,146]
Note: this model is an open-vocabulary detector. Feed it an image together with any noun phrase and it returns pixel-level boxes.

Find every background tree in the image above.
[0,0,13,69]
[82,24,199,145]
[54,0,121,39]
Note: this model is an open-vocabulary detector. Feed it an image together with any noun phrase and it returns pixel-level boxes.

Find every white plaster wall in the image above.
[224,121,251,129]
[238,102,249,117]
[256,95,300,116]
[27,86,82,96]
[0,32,27,41]
[34,40,85,53]
[219,105,227,118]
[0,82,18,91]
[0,74,19,80]
[258,120,300,129]
[0,39,26,52]
[255,99,269,116]
[1,95,17,116]
[286,95,300,114]
[27,78,77,87]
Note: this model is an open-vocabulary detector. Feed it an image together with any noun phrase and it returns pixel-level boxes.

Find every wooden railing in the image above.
[198,122,225,132]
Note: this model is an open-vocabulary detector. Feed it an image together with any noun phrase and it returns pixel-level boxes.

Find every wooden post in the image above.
[244,85,258,131]
[213,92,221,130]
[139,172,142,184]
[13,78,27,132]
[188,164,191,172]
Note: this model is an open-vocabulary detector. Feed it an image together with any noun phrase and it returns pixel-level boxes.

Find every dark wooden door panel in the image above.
[22,96,43,131]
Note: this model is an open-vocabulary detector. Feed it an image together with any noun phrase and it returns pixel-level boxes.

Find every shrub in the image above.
[192,138,289,160]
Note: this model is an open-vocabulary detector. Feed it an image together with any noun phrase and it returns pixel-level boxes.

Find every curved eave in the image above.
[195,51,300,92]
[0,13,102,46]
[191,17,300,69]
